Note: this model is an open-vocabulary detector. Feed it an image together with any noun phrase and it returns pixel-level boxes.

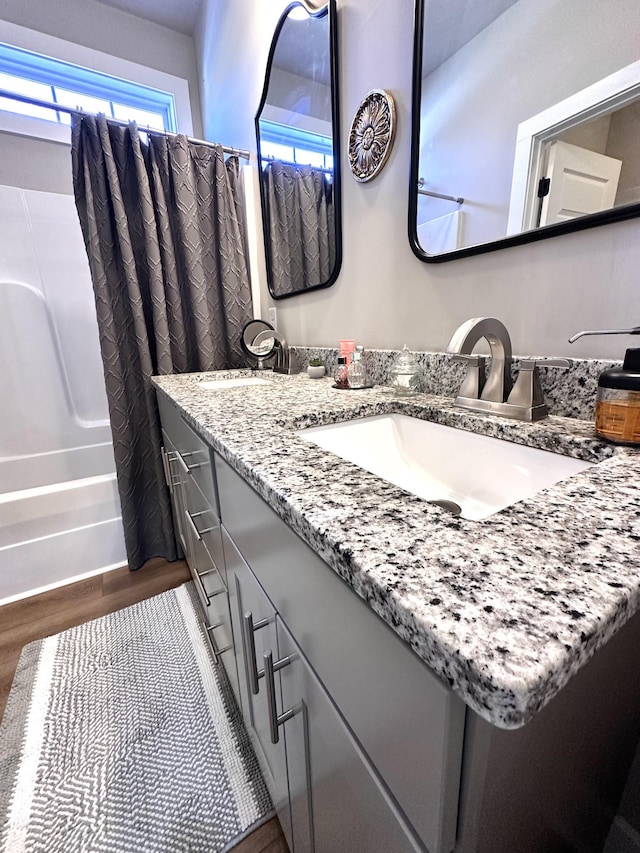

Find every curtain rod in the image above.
[417,179,464,205]
[261,155,333,175]
[0,88,250,159]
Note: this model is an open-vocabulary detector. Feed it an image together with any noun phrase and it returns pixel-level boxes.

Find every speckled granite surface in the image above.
[153,370,640,730]
[291,346,620,420]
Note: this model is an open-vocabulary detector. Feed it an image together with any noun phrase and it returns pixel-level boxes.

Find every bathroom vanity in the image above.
[154,371,640,853]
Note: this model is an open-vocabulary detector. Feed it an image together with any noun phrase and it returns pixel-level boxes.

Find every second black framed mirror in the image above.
[409,0,640,263]
[256,0,341,299]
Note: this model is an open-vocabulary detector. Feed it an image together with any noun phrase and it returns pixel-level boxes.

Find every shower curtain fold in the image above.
[71,114,253,570]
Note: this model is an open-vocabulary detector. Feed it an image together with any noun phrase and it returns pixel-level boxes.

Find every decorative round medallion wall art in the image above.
[348,89,396,183]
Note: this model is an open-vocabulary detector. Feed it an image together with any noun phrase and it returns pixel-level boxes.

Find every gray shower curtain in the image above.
[264,160,335,295]
[71,113,253,570]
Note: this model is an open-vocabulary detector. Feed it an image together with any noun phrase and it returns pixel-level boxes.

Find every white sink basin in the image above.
[299,414,593,520]
[198,377,271,389]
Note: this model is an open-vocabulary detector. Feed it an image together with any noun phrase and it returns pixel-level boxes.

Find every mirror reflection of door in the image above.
[539,141,622,227]
[410,0,640,262]
[256,1,341,299]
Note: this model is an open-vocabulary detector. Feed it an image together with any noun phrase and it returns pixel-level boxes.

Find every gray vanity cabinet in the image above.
[222,530,294,849]
[157,395,238,697]
[215,451,465,853]
[222,522,422,853]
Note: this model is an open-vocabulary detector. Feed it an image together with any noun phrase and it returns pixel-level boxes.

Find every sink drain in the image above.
[429,499,462,516]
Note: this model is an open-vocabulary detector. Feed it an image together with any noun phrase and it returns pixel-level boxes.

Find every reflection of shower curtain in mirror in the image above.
[264,161,335,295]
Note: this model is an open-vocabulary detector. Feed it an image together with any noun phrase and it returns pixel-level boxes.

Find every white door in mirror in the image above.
[540,141,622,226]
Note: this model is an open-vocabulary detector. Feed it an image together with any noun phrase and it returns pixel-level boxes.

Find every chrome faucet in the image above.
[252,329,298,375]
[446,317,569,422]
[447,317,513,403]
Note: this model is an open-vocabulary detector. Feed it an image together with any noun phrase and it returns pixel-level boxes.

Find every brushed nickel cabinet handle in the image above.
[160,445,173,494]
[242,611,269,694]
[184,508,204,541]
[172,449,203,475]
[202,621,231,665]
[264,650,294,745]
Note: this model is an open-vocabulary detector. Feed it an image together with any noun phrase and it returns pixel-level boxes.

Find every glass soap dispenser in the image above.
[390,345,421,397]
[569,326,640,446]
[595,349,640,445]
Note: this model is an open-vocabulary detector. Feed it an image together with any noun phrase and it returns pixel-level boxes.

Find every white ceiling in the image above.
[94,0,203,36]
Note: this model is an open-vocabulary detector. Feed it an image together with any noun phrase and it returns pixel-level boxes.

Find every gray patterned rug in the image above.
[0,583,273,853]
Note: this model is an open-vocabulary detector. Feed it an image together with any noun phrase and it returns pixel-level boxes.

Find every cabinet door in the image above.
[275,618,424,853]
[162,431,192,564]
[223,532,293,851]
[182,477,239,696]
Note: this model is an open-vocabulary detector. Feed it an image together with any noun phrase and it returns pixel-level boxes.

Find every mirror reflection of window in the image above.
[411,0,640,262]
[256,1,341,299]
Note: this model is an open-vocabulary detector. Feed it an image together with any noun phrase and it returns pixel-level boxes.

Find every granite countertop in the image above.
[153,370,640,730]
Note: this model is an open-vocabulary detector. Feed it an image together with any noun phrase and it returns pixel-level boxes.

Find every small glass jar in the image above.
[333,356,349,389]
[390,345,421,397]
[347,346,367,389]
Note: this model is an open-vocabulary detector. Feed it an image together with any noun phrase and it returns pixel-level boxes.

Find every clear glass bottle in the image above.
[333,356,349,389]
[390,345,421,397]
[347,346,367,389]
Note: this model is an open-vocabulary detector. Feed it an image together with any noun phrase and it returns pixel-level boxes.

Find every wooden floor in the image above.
[0,558,288,853]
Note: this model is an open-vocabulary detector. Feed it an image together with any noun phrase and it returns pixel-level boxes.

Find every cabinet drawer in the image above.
[222,531,294,852]
[157,392,219,515]
[161,430,189,558]
[277,616,424,853]
[216,453,465,853]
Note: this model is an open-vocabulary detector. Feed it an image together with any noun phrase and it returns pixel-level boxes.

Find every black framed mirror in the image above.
[256,0,341,299]
[409,0,640,263]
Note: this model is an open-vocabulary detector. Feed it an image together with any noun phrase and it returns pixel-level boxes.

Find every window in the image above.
[0,42,177,131]
[259,120,333,171]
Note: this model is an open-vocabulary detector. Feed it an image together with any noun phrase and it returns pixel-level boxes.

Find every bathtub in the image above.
[0,187,128,605]
[0,446,127,604]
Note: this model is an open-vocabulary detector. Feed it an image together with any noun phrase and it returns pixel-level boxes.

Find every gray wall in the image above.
[195,0,638,361]
[419,0,640,248]
[0,0,202,194]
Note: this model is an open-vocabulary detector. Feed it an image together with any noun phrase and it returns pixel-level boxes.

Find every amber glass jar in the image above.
[595,349,640,446]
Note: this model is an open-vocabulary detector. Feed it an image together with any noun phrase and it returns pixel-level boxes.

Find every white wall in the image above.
[196,0,639,361]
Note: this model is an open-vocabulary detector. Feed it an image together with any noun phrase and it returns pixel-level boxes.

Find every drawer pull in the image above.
[184,509,207,541]
[202,622,232,665]
[243,611,270,694]
[160,445,173,494]
[185,509,218,540]
[264,650,294,744]
[195,567,225,600]
[173,449,203,475]
[201,619,219,663]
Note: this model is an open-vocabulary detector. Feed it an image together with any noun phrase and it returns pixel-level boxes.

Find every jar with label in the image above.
[595,348,640,445]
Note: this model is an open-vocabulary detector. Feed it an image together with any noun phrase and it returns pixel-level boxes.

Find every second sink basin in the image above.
[299,414,594,520]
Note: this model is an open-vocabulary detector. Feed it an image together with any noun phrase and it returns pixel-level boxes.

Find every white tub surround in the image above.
[153,370,639,730]
[0,186,126,602]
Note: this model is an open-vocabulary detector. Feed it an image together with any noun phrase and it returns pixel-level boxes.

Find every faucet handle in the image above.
[452,354,486,399]
[507,358,570,409]
[519,357,571,371]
